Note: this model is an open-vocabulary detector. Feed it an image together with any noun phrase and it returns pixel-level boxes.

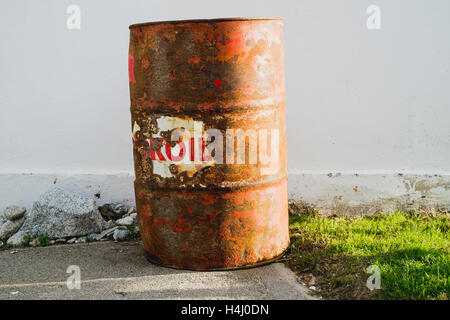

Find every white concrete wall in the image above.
[1,1,449,213]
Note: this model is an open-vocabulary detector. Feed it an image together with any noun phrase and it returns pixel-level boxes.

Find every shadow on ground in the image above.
[0,240,316,300]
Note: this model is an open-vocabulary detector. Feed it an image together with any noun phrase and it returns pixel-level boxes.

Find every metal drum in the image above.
[129,18,288,270]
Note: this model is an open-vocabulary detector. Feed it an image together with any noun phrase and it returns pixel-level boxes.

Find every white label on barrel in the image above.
[150,116,215,179]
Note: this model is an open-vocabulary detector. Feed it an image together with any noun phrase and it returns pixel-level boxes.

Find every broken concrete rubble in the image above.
[1,188,139,247]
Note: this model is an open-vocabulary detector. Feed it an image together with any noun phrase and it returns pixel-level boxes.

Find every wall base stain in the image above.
[288,173,450,215]
[1,173,449,216]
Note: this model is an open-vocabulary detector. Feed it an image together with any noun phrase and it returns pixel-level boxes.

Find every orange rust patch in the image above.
[187,56,200,64]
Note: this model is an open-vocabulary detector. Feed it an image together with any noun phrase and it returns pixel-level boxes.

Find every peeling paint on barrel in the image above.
[151,115,215,178]
[129,18,288,270]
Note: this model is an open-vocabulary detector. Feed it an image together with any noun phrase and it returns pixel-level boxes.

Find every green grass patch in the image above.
[0,242,12,249]
[21,233,33,247]
[287,207,450,300]
[37,234,50,247]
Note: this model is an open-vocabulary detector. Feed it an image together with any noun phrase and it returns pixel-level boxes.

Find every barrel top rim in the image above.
[129,17,283,29]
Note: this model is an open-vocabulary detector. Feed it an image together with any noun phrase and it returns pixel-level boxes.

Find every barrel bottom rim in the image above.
[143,242,290,271]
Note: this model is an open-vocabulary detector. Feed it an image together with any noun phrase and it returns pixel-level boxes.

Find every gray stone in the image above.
[99,204,123,221]
[2,206,26,221]
[113,229,131,241]
[0,217,25,240]
[16,188,107,239]
[89,233,101,241]
[67,237,77,244]
[6,231,26,246]
[116,216,134,226]
[109,203,128,215]
[55,238,66,244]
[95,227,118,240]
[0,219,6,235]
[105,220,116,229]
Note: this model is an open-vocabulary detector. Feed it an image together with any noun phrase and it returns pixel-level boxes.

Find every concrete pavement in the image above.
[0,240,316,300]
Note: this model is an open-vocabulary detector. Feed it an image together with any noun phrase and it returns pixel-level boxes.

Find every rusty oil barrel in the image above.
[129,18,288,270]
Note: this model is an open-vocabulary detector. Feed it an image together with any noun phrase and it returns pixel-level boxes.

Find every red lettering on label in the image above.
[199,138,212,161]
[166,141,185,162]
[189,138,195,161]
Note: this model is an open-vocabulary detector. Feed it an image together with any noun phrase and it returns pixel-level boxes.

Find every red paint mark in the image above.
[197,103,214,111]
[173,216,192,233]
[128,54,136,83]
[214,79,224,87]
[216,30,245,63]
[185,203,193,215]
[205,211,221,224]
[187,56,200,64]
[161,216,192,233]
[201,196,216,205]
[230,210,252,220]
